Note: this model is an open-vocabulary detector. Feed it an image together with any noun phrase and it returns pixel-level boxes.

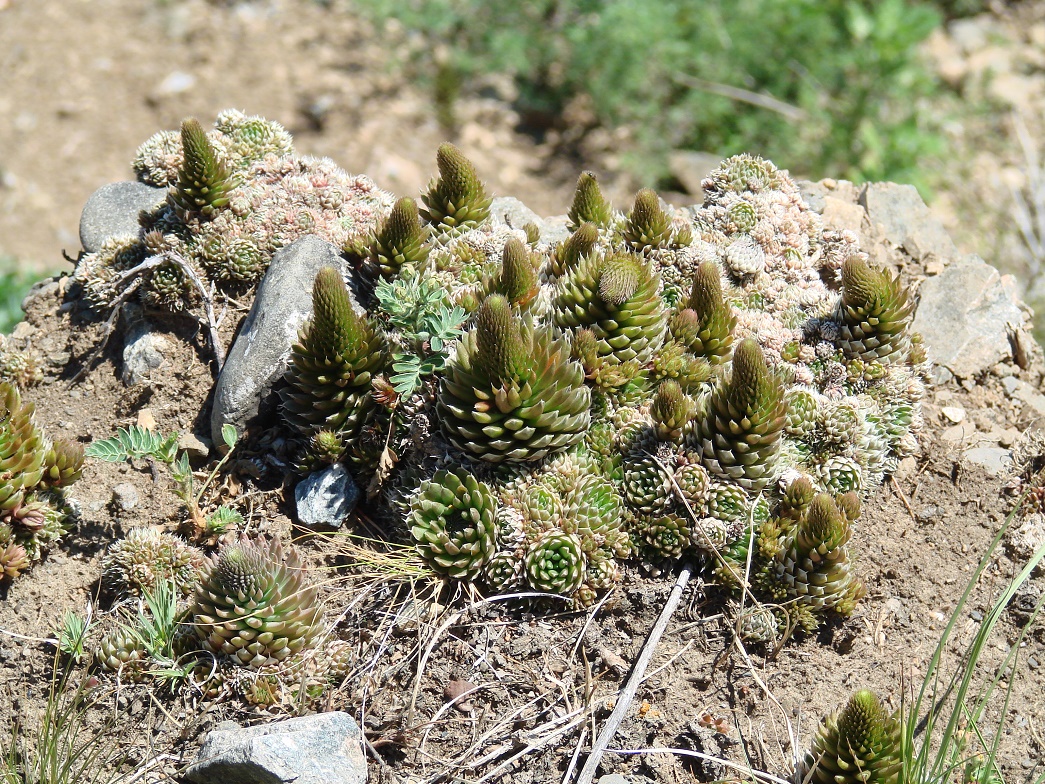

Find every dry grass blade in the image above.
[574,562,693,784]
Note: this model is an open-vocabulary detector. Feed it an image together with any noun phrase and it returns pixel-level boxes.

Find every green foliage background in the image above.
[353,0,959,194]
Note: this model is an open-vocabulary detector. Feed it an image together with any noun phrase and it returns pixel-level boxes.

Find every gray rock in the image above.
[913,255,1026,379]
[211,236,355,444]
[962,447,1013,477]
[184,712,367,784]
[111,483,140,512]
[797,180,828,213]
[859,182,958,262]
[121,323,171,386]
[295,464,360,529]
[178,433,211,460]
[22,278,62,312]
[79,181,166,254]
[668,150,722,199]
[488,197,570,245]
[598,775,633,784]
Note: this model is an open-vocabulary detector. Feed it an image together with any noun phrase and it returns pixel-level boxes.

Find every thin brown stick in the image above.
[574,562,693,784]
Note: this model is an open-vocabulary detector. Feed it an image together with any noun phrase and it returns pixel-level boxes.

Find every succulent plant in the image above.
[623,189,673,252]
[192,535,323,669]
[567,172,613,231]
[799,689,903,784]
[524,529,586,595]
[0,337,42,389]
[281,266,388,455]
[408,469,498,579]
[368,196,430,280]
[496,237,540,310]
[168,118,239,219]
[674,262,737,365]
[839,257,914,365]
[0,541,29,580]
[552,222,600,278]
[421,143,492,235]
[650,380,696,441]
[693,339,786,491]
[437,295,590,463]
[102,527,205,597]
[93,629,147,678]
[554,251,666,366]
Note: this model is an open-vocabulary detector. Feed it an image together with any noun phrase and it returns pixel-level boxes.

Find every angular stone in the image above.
[941,406,966,423]
[178,433,211,460]
[295,464,360,529]
[913,255,1026,379]
[79,181,166,254]
[962,447,1013,477]
[184,712,367,784]
[488,197,569,245]
[210,236,357,444]
[859,182,957,262]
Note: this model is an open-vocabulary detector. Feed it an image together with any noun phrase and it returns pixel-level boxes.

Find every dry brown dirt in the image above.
[1,2,1044,783]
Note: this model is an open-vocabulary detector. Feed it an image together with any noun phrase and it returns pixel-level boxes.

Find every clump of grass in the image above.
[0,261,54,334]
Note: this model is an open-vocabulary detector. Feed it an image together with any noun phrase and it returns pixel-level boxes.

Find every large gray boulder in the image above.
[184,712,367,784]
[210,236,356,444]
[79,181,166,253]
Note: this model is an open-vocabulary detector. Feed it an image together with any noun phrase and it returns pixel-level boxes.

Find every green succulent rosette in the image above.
[409,469,498,579]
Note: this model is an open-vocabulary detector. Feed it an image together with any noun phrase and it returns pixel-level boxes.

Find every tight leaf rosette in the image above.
[191,535,322,669]
[524,529,586,596]
[409,469,498,579]
[838,256,915,365]
[438,295,590,463]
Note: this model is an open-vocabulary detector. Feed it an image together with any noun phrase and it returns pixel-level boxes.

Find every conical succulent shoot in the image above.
[554,252,666,365]
[420,143,492,234]
[567,172,613,231]
[169,118,238,218]
[650,380,695,441]
[369,197,430,279]
[775,493,861,616]
[192,535,323,669]
[408,469,497,579]
[281,267,387,448]
[839,257,914,365]
[524,529,586,596]
[694,338,786,491]
[674,262,737,364]
[438,295,590,463]
[623,188,673,252]
[799,689,902,784]
[497,238,540,309]
[552,222,599,278]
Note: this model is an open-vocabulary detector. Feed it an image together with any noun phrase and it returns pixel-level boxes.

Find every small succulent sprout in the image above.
[676,262,737,364]
[169,118,238,218]
[780,475,816,521]
[799,689,903,784]
[567,171,613,231]
[497,237,540,309]
[775,493,862,623]
[707,153,783,196]
[726,201,758,234]
[281,266,387,449]
[818,455,864,495]
[730,601,779,644]
[839,256,915,365]
[554,252,666,366]
[524,529,586,596]
[93,628,147,679]
[784,387,820,438]
[644,513,690,559]
[706,481,750,523]
[437,295,590,463]
[517,482,564,532]
[310,429,347,465]
[409,469,498,579]
[523,222,541,245]
[0,383,47,520]
[724,234,766,276]
[673,462,711,514]
[835,491,861,523]
[0,541,29,580]
[102,527,206,597]
[482,550,524,592]
[192,535,323,669]
[552,222,600,278]
[565,474,628,557]
[650,380,696,441]
[695,339,786,492]
[622,453,673,516]
[420,143,492,234]
[623,188,673,252]
[41,440,84,490]
[369,197,430,280]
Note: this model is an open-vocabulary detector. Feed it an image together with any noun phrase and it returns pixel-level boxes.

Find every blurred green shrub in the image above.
[0,260,47,333]
[354,0,947,192]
